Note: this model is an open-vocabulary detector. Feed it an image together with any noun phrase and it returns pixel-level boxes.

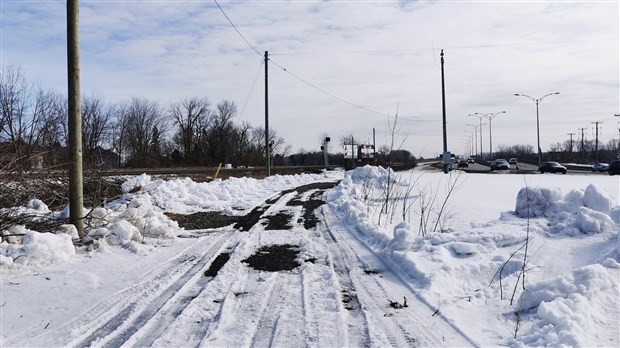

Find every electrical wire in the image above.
[270,38,618,56]
[213,0,444,123]
[238,58,264,119]
[213,0,262,57]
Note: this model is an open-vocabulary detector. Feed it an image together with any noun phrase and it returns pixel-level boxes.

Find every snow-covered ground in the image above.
[1,167,618,347]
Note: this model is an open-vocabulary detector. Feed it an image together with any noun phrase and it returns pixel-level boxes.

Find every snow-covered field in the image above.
[1,166,618,347]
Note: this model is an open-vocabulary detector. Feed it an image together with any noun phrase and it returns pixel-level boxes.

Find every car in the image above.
[490,159,510,171]
[592,163,609,172]
[539,161,567,174]
[608,160,620,176]
[467,158,475,164]
[509,158,517,165]
[458,159,468,168]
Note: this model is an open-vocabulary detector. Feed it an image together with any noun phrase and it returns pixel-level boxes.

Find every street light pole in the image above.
[467,123,485,158]
[475,111,506,161]
[515,92,560,167]
[468,114,485,159]
[465,130,475,156]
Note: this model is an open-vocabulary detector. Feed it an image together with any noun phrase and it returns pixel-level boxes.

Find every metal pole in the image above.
[489,118,493,160]
[67,0,84,237]
[536,100,541,167]
[264,51,270,176]
[440,50,448,174]
[479,118,483,160]
[515,92,559,167]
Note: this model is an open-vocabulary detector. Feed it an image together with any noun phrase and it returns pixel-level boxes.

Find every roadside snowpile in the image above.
[515,184,619,236]
[1,171,342,265]
[128,171,341,215]
[328,166,619,347]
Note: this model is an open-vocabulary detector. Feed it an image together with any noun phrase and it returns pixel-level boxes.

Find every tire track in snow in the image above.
[322,204,480,347]
[72,232,235,347]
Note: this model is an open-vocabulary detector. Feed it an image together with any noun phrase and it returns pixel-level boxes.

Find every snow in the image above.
[1,167,618,347]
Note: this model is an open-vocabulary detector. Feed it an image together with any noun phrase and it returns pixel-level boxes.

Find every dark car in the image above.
[458,159,469,168]
[490,159,510,171]
[539,161,567,174]
[608,160,620,176]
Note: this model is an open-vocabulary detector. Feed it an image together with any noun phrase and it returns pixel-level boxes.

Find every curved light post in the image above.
[464,130,475,157]
[515,92,560,167]
[467,123,484,158]
[468,114,485,159]
[475,111,506,161]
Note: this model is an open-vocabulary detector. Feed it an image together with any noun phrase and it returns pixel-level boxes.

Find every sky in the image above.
[1,167,619,346]
[1,0,619,159]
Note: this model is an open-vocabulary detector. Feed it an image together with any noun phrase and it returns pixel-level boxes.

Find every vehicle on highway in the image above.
[608,160,620,176]
[539,161,567,174]
[509,158,517,165]
[490,159,510,171]
[467,158,475,164]
[591,163,609,172]
[458,159,469,168]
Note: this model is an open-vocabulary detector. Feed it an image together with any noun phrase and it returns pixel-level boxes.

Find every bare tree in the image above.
[116,97,167,168]
[0,65,33,167]
[1,66,65,169]
[169,96,211,164]
[82,93,115,167]
[208,100,238,164]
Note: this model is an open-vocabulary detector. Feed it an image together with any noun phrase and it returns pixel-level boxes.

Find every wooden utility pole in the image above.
[264,51,271,176]
[578,127,587,163]
[592,121,602,163]
[67,0,84,237]
[567,132,576,161]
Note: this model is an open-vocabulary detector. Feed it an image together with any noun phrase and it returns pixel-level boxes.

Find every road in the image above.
[20,181,476,347]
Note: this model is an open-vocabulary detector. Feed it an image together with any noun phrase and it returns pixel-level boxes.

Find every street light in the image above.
[468,114,485,159]
[475,111,506,161]
[464,130,475,157]
[515,92,560,167]
[467,123,485,158]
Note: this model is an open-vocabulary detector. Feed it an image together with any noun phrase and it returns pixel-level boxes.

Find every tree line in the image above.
[1,65,290,170]
[1,65,419,171]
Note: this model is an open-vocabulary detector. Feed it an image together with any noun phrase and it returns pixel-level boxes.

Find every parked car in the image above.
[592,163,609,172]
[608,160,620,176]
[490,159,510,171]
[509,158,517,165]
[539,161,567,174]
[458,159,469,168]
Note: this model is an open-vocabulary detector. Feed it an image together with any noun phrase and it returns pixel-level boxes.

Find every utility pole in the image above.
[567,132,575,152]
[567,132,575,162]
[440,49,448,174]
[372,127,376,163]
[592,121,602,163]
[264,51,270,176]
[67,0,84,237]
[578,127,587,163]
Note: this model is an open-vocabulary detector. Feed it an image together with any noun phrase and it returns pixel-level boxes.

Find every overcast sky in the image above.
[2,0,618,158]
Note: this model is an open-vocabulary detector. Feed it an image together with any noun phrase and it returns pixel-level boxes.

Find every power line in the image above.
[213,0,434,124]
[239,58,264,119]
[270,38,618,56]
[213,0,262,57]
